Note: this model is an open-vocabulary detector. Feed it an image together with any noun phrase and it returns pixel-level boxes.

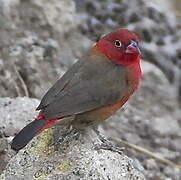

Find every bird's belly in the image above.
[72,95,130,129]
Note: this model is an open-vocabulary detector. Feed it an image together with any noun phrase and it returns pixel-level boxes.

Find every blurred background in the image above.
[0,0,180,179]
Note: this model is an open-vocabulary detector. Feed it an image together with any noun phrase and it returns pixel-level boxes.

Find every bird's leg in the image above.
[93,128,124,154]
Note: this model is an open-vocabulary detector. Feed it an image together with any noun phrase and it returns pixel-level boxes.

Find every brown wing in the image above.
[36,60,84,110]
[38,53,129,120]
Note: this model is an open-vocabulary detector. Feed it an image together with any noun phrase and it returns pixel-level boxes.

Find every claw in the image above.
[94,142,124,155]
[93,128,124,155]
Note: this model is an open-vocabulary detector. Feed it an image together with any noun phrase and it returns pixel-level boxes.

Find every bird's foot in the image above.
[94,142,124,155]
[94,129,124,154]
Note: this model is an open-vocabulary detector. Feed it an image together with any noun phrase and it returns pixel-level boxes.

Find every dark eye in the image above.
[114,40,122,48]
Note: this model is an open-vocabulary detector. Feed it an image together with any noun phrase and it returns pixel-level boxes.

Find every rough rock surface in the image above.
[0,97,39,137]
[0,98,145,180]
[0,97,40,173]
[0,0,92,98]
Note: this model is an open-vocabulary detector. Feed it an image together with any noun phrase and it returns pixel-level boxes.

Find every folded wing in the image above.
[37,55,129,120]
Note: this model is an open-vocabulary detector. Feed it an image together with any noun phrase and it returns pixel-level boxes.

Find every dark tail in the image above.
[11,115,58,151]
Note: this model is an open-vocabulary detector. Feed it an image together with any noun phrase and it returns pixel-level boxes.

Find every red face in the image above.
[95,29,141,66]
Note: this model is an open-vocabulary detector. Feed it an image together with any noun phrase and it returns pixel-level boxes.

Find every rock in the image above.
[151,117,181,136]
[0,99,145,180]
[0,138,8,153]
[0,138,15,174]
[31,0,77,35]
[0,97,39,137]
[0,0,92,98]
[0,0,78,43]
[0,97,40,174]
[163,166,181,180]
[144,159,158,170]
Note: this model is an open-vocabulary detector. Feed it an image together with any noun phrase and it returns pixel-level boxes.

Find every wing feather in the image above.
[36,60,84,110]
[38,54,129,120]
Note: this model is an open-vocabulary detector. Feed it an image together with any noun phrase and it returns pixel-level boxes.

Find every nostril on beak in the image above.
[126,41,140,54]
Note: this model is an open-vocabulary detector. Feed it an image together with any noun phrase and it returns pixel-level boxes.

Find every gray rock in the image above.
[0,138,8,153]
[0,97,39,136]
[152,117,181,136]
[0,98,145,180]
[31,0,77,35]
[0,97,40,174]
[144,159,158,170]
[0,0,92,98]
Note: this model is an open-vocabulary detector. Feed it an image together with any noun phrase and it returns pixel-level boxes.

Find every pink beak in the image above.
[126,41,140,54]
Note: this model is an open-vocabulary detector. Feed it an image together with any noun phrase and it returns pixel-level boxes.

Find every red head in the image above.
[95,29,141,66]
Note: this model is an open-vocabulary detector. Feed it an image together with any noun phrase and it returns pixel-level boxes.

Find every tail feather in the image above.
[11,115,59,151]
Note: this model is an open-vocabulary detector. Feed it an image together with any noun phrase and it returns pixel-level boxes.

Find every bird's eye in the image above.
[114,40,122,48]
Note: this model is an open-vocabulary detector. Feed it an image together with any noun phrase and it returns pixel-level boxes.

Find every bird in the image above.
[11,29,142,151]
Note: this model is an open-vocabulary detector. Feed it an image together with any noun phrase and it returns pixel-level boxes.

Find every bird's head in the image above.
[95,29,141,66]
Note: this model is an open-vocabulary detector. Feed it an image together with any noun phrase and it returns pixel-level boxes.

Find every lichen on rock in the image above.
[1,122,145,180]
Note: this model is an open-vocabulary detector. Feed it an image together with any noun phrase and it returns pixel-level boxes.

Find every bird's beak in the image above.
[126,41,141,54]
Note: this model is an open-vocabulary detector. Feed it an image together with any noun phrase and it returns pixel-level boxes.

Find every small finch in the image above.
[11,29,142,151]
